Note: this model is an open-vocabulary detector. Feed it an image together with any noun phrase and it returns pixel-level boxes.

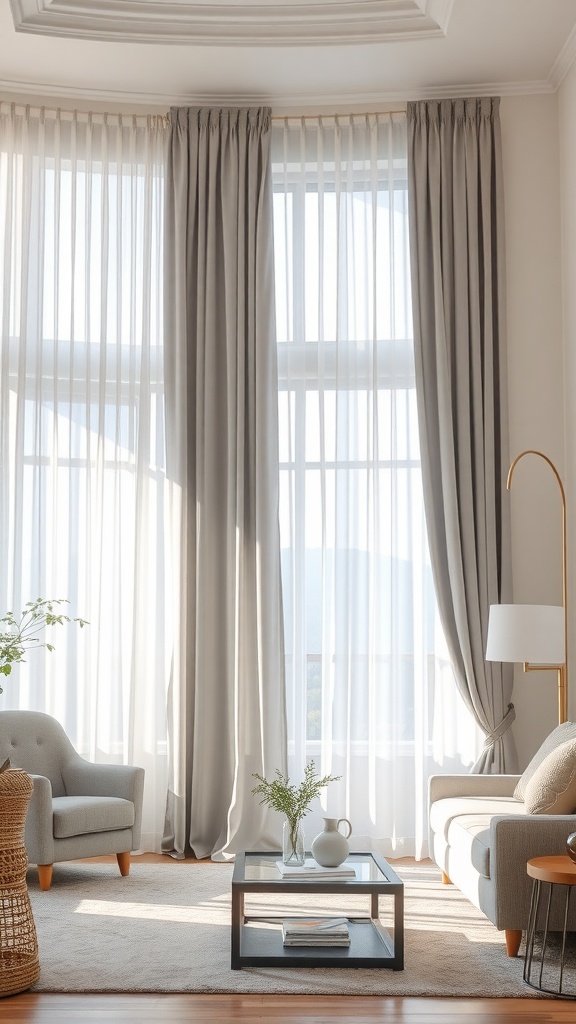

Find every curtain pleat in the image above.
[407,97,517,773]
[163,107,287,860]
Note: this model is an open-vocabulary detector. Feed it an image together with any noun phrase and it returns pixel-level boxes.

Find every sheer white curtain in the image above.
[0,103,171,851]
[271,113,483,859]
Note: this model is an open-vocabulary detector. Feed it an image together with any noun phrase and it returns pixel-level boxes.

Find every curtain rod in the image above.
[0,101,407,125]
[270,108,406,121]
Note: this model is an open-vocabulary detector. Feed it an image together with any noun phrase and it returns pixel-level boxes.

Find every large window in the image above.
[0,103,482,859]
[272,114,481,858]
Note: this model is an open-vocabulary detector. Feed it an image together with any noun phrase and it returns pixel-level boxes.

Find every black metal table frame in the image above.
[524,876,576,999]
[231,850,404,970]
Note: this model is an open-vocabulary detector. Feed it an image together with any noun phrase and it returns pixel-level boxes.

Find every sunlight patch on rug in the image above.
[75,899,231,925]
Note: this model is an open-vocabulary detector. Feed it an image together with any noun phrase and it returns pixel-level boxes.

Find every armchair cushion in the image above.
[523,737,576,814]
[52,796,135,839]
[514,721,576,800]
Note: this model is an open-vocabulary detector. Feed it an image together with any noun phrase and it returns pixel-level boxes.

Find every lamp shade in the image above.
[486,604,565,665]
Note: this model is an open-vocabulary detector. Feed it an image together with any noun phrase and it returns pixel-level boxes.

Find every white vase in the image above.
[311,816,352,867]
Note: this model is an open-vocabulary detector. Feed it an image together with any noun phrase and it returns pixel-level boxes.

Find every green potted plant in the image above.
[252,761,340,865]
[0,598,87,691]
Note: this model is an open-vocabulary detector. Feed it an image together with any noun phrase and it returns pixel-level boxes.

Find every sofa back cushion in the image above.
[523,737,576,814]
[514,721,576,801]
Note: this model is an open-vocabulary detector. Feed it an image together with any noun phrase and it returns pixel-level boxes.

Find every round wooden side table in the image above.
[524,854,576,998]
[0,767,40,997]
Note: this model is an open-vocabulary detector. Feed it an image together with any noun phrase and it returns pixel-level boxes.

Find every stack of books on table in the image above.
[282,917,350,947]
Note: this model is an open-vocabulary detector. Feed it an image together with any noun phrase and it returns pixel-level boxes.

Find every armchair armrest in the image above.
[429,774,521,804]
[25,774,55,866]
[63,759,144,802]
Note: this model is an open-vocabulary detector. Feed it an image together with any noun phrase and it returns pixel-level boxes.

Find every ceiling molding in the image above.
[548,21,576,91]
[9,0,454,46]
[0,76,556,113]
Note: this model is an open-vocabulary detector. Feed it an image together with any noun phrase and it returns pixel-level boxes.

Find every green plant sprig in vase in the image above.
[0,598,88,693]
[252,762,341,865]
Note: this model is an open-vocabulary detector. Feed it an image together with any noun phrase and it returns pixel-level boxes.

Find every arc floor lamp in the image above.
[485,450,568,725]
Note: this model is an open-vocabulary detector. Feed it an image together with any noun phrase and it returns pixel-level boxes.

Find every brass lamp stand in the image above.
[507,450,568,725]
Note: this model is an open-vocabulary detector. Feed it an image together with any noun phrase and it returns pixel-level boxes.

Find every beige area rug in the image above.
[27,860,546,996]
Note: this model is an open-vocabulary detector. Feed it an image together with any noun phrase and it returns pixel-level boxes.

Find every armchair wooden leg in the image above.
[116,851,131,877]
[37,864,53,891]
[442,871,451,885]
[505,929,522,958]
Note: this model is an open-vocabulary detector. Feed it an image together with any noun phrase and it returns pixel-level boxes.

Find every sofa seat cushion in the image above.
[430,796,526,879]
[429,796,524,839]
[52,796,135,839]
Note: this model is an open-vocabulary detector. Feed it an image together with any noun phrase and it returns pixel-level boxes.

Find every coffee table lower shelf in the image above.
[234,918,399,969]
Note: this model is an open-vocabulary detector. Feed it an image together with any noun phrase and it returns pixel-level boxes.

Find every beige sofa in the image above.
[428,723,576,957]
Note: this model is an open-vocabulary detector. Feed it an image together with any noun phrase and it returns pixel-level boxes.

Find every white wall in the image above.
[499,95,565,767]
[559,63,576,747]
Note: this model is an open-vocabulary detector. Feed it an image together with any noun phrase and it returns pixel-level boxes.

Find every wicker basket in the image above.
[0,768,40,997]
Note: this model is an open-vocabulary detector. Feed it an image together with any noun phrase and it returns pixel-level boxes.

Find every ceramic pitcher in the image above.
[311,816,352,867]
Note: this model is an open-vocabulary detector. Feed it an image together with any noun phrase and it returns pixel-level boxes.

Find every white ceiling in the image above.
[2,0,576,111]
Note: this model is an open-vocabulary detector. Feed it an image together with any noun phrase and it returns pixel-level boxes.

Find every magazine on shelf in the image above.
[283,937,350,947]
[283,917,349,936]
[275,859,356,879]
[282,917,350,947]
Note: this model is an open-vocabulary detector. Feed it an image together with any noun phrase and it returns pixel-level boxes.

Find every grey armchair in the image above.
[0,710,145,890]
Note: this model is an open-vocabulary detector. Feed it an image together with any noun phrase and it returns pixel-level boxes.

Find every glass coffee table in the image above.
[231,851,404,970]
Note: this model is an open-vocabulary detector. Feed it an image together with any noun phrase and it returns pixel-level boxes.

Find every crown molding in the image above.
[548,21,576,91]
[0,76,557,113]
[9,0,453,46]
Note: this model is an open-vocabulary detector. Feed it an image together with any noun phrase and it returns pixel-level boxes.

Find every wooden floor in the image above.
[3,856,572,1022]
[0,993,573,1023]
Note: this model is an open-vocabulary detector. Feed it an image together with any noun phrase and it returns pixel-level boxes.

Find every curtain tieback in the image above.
[483,703,516,748]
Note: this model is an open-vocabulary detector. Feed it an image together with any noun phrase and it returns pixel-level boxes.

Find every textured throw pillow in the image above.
[514,721,576,801]
[523,738,576,814]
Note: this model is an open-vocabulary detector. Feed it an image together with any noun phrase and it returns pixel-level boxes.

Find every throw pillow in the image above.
[523,737,576,814]
[514,721,576,801]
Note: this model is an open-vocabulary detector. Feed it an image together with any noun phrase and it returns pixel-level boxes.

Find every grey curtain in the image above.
[407,97,517,773]
[163,107,287,858]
